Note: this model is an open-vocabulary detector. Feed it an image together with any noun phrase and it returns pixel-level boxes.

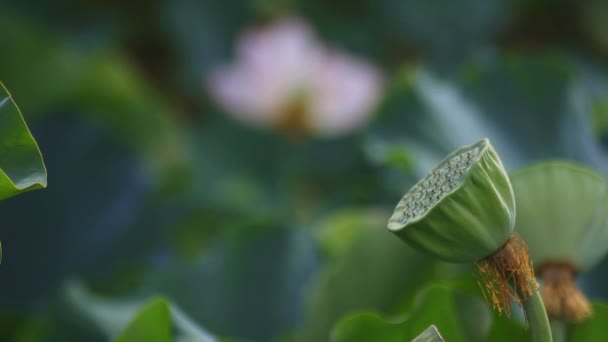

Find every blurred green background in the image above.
[1,0,608,341]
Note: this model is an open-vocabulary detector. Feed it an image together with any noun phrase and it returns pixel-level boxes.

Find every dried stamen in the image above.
[476,233,537,316]
[539,263,592,323]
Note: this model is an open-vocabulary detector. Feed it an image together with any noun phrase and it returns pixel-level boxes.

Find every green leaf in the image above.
[330,320,444,342]
[0,115,155,307]
[367,56,608,181]
[0,82,46,200]
[149,224,317,341]
[568,302,608,341]
[330,312,407,342]
[0,15,187,189]
[66,281,217,342]
[399,286,470,342]
[412,325,444,342]
[114,298,171,342]
[297,209,437,342]
[330,285,490,342]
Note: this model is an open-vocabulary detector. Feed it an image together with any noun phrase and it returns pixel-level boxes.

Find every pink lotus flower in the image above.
[206,17,383,137]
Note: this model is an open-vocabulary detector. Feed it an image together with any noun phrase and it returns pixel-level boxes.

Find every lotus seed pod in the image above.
[512,161,608,273]
[512,161,608,322]
[387,138,515,263]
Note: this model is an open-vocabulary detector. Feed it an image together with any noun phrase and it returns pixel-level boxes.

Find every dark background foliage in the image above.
[1,0,608,341]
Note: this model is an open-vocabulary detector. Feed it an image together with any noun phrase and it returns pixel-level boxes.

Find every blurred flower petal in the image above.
[206,16,383,137]
[310,52,383,136]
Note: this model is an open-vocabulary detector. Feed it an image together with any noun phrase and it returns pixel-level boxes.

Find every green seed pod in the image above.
[511,160,608,322]
[512,160,608,273]
[387,138,515,263]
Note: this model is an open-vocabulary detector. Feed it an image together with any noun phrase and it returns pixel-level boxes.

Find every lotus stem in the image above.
[522,280,553,342]
[549,320,565,342]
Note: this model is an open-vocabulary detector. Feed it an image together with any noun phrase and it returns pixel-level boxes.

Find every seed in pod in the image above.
[387,138,538,317]
[512,160,608,322]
